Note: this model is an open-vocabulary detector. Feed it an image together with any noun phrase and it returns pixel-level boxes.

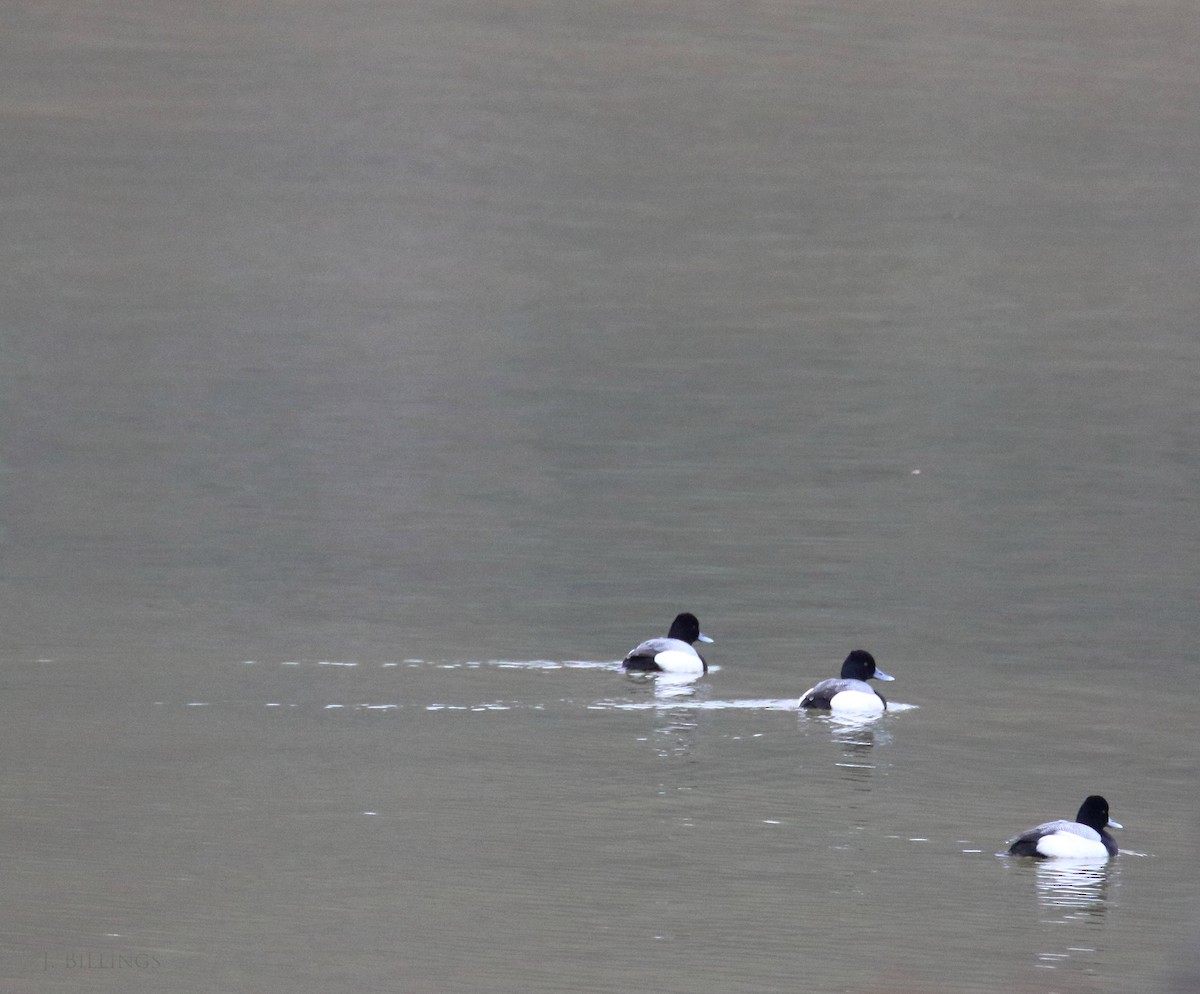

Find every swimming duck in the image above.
[1006,795,1122,859]
[622,613,713,675]
[798,649,894,712]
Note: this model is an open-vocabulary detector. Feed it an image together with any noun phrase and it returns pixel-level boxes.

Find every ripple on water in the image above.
[172,659,919,719]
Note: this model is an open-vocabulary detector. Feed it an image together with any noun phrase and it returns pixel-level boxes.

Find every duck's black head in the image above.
[839,649,893,682]
[1075,795,1113,832]
[667,612,708,645]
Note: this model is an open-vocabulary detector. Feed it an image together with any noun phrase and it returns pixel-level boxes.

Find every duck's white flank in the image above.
[652,649,705,674]
[1035,828,1110,859]
[829,688,886,713]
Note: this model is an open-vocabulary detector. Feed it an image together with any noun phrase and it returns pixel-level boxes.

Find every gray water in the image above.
[2,2,1199,992]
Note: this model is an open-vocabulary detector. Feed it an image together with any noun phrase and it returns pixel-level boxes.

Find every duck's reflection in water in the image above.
[1020,858,1116,980]
[1034,857,1114,922]
[828,711,891,745]
[650,673,704,701]
[651,707,699,758]
[616,671,705,757]
[818,713,889,789]
[620,669,702,700]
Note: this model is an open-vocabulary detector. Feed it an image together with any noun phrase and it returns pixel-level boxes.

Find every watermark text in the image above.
[43,951,161,970]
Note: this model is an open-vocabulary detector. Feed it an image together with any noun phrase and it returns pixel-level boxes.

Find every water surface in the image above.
[2,2,1198,992]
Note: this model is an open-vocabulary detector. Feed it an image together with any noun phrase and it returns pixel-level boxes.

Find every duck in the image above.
[1006,795,1122,859]
[798,649,894,712]
[621,613,713,675]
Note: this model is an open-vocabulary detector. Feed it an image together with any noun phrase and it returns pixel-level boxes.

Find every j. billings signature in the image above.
[43,951,161,970]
